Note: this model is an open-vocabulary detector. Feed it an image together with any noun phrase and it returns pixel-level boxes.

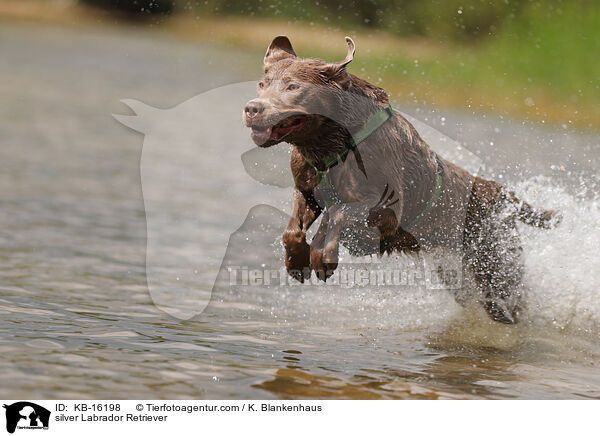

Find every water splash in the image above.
[517,177,600,338]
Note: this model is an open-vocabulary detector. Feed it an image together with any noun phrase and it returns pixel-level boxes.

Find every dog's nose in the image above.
[244,100,264,118]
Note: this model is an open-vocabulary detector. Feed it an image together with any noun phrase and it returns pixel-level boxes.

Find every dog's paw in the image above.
[310,248,336,282]
[283,230,311,282]
[367,207,398,238]
[481,299,519,324]
[287,267,312,283]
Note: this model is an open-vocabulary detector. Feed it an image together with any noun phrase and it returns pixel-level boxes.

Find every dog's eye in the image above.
[258,82,265,89]
[287,83,299,91]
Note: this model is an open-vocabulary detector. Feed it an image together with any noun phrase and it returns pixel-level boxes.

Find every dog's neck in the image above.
[291,118,353,165]
[292,94,384,166]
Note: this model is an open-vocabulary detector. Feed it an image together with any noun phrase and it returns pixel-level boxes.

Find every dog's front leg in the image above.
[318,196,400,273]
[282,188,321,282]
[309,209,335,281]
[321,201,377,265]
[321,205,345,273]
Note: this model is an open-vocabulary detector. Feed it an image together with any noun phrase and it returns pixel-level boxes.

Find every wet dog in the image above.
[244,36,558,324]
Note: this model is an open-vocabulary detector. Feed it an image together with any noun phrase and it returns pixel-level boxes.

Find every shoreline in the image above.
[1,0,597,131]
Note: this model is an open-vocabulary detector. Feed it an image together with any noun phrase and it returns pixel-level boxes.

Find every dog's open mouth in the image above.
[251,115,308,145]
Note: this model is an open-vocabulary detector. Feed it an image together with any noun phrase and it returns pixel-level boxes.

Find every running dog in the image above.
[243,36,558,324]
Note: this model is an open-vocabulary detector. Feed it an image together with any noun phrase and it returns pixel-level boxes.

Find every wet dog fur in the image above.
[244,36,559,324]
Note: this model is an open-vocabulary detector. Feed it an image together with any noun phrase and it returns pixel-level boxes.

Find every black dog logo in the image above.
[3,402,50,434]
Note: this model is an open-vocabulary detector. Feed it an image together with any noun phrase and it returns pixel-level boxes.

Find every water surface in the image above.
[1,22,599,399]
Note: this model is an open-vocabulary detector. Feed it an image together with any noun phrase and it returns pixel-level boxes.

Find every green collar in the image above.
[304,105,394,178]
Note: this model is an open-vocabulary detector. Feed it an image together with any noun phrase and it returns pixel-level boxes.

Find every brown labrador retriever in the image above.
[243,36,558,324]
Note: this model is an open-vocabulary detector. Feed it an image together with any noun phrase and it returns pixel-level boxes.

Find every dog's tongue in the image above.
[251,126,272,145]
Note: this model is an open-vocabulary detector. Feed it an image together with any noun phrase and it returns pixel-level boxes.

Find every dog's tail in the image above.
[507,192,561,229]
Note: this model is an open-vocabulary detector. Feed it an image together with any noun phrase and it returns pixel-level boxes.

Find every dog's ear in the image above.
[319,37,355,90]
[334,36,356,69]
[264,36,297,70]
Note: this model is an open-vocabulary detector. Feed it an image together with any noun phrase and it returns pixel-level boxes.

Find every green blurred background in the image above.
[3,0,599,128]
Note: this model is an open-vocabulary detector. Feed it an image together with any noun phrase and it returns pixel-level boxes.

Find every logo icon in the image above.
[3,402,50,434]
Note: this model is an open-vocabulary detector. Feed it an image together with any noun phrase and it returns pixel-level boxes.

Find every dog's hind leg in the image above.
[464,215,524,324]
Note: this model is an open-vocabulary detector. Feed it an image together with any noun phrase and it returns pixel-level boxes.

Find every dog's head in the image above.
[244,35,363,147]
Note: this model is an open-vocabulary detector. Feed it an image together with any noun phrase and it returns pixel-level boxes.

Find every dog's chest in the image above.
[313,167,365,208]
